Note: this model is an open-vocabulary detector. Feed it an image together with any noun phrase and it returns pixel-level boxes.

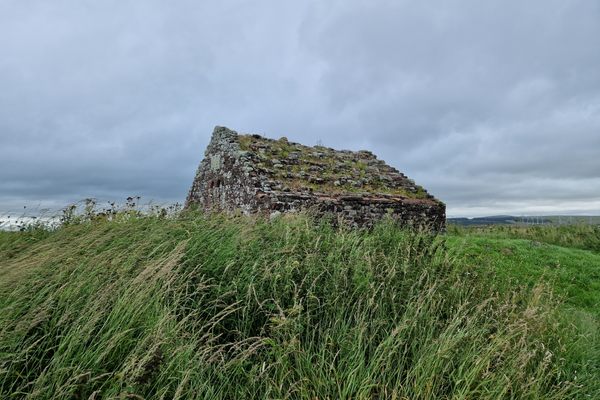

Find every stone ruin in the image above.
[185,126,446,230]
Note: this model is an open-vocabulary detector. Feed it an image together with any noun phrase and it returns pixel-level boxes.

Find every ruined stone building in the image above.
[185,126,445,230]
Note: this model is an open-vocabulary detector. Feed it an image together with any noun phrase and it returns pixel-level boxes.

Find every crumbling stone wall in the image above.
[269,193,445,230]
[186,126,445,230]
[186,127,259,213]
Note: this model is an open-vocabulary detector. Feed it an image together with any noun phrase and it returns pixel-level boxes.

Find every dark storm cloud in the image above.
[1,0,599,216]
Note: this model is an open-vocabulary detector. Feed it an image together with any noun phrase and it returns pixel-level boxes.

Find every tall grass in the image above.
[0,213,593,399]
[449,223,600,253]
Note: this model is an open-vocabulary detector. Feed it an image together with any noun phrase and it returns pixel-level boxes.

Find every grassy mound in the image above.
[449,223,600,253]
[0,213,598,399]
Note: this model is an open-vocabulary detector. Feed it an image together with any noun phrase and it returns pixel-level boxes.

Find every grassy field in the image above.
[0,213,598,399]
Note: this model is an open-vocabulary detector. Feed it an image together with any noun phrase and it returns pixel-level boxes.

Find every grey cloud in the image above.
[1,0,599,217]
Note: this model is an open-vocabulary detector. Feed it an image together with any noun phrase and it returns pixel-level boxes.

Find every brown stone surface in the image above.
[185,126,446,230]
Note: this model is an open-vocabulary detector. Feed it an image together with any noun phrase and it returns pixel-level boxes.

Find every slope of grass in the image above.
[447,234,600,315]
[449,224,600,253]
[447,228,600,396]
[0,214,598,399]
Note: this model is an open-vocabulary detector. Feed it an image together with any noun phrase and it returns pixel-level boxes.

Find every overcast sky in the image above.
[1,0,599,217]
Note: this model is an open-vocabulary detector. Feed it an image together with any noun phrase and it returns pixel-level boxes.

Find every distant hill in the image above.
[448,215,600,226]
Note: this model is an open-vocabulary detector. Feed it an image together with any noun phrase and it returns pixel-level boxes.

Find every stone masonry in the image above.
[185,126,446,230]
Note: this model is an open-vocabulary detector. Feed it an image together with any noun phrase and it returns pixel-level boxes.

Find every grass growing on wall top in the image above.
[0,212,598,399]
[238,135,430,199]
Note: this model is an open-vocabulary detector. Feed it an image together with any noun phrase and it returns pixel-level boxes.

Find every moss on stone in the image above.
[238,134,429,199]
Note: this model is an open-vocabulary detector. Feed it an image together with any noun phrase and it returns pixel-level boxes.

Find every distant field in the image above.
[449,215,600,226]
[1,213,598,399]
